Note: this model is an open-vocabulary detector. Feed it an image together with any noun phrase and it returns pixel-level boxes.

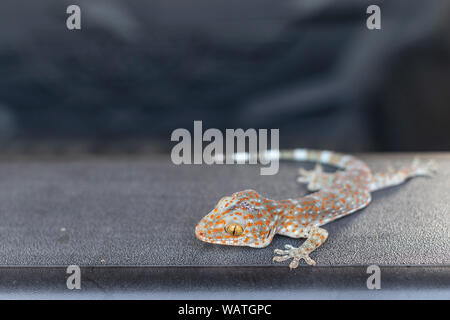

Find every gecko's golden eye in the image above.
[225,223,244,236]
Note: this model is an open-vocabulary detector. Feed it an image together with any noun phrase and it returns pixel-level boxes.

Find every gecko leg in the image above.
[273,227,328,269]
[297,164,336,191]
[370,158,438,191]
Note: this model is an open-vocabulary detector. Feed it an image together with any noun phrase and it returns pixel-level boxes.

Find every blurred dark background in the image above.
[0,0,449,154]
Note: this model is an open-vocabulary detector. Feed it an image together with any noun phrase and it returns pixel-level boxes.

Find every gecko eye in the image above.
[225,223,244,236]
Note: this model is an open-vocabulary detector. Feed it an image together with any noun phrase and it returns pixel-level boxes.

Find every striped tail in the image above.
[227,148,370,172]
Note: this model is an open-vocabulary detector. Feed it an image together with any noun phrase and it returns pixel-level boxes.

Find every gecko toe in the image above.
[274,248,289,255]
[412,158,438,177]
[273,255,291,262]
[303,256,316,266]
[273,245,317,268]
[289,259,299,269]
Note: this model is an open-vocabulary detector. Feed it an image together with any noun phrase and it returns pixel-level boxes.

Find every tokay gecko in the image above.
[195,149,437,269]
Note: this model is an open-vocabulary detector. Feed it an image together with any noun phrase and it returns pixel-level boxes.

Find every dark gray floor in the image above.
[0,152,448,267]
[1,266,450,299]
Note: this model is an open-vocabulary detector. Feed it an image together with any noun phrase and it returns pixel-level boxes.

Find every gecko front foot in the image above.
[411,158,438,177]
[273,244,316,269]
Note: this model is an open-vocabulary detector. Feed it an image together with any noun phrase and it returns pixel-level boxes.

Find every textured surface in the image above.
[1,266,450,299]
[0,153,449,267]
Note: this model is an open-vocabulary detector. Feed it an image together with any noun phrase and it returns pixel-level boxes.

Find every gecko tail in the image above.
[279,149,359,170]
[222,148,369,172]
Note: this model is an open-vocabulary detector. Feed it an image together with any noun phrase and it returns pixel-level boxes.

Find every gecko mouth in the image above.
[266,226,275,239]
[195,224,206,240]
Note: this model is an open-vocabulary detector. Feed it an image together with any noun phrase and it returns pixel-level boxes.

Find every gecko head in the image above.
[195,189,278,248]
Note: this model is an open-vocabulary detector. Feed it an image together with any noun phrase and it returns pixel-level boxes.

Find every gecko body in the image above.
[195,149,437,269]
